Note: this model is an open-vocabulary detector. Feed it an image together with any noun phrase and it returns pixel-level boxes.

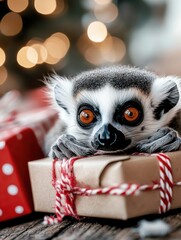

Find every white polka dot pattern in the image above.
[7,185,18,195]
[2,163,14,175]
[0,209,3,216]
[0,141,5,149]
[15,206,24,214]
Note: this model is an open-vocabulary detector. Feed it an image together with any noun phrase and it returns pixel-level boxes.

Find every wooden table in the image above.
[1,210,181,240]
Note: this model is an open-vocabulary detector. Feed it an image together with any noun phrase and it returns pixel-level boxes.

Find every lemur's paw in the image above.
[136,127,181,153]
[49,134,96,159]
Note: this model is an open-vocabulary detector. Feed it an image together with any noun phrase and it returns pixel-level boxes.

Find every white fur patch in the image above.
[45,74,74,124]
[150,76,181,129]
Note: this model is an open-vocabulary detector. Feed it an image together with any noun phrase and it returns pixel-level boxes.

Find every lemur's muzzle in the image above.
[93,124,131,151]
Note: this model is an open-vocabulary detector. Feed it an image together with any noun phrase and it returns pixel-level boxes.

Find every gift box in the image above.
[0,128,44,222]
[28,152,181,223]
[0,90,58,222]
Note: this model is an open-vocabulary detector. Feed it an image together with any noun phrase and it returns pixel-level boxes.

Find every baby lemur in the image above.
[45,65,181,159]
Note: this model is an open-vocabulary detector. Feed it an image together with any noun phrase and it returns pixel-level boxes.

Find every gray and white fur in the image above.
[44,65,181,159]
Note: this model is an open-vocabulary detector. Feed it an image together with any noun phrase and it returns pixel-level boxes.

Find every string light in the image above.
[7,0,29,13]
[87,21,107,43]
[0,12,23,36]
[34,0,57,15]
[0,48,6,66]
[0,66,8,85]
[17,46,38,68]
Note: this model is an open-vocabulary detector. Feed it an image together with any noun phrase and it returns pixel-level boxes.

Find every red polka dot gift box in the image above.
[0,127,44,222]
[0,90,58,222]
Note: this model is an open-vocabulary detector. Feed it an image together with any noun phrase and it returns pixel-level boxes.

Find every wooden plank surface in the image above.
[1,210,181,240]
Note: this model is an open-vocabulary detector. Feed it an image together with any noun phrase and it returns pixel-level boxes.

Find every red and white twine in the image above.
[154,153,173,213]
[43,153,176,225]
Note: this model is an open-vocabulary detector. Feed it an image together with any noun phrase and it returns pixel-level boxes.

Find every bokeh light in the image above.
[87,21,107,43]
[0,66,8,85]
[44,32,70,64]
[27,39,48,64]
[34,0,57,15]
[78,34,126,65]
[7,0,29,13]
[0,48,6,66]
[17,46,38,68]
[84,46,103,65]
[0,12,23,36]
[52,0,66,15]
[31,43,47,64]
[100,36,126,62]
[94,3,118,23]
[94,0,112,5]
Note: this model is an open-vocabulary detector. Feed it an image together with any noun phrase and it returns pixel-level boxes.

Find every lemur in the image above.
[44,65,181,159]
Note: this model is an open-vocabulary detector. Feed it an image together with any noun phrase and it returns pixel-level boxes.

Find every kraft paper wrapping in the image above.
[28,152,181,220]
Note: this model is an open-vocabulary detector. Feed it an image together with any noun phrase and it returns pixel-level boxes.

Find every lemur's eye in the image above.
[79,109,95,125]
[77,104,99,128]
[123,107,139,122]
[115,100,143,126]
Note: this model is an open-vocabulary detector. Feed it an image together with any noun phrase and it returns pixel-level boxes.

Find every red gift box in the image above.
[0,127,44,222]
[0,90,58,222]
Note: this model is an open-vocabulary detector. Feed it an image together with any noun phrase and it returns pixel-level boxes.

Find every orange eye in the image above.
[79,109,95,125]
[123,107,139,122]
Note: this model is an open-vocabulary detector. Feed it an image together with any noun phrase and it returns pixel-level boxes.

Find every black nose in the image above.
[98,124,117,146]
[94,124,130,151]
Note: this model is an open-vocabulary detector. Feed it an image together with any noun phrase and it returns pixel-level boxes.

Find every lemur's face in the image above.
[50,66,180,152]
[75,86,145,151]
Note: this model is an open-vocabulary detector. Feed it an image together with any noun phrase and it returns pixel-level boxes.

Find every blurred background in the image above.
[0,0,181,96]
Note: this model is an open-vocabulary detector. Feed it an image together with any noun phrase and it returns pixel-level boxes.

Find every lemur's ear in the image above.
[151,76,181,120]
[46,74,73,114]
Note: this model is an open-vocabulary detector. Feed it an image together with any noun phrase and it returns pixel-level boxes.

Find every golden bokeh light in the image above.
[31,43,47,64]
[100,36,126,62]
[85,46,103,65]
[78,34,126,65]
[44,32,70,64]
[27,47,39,64]
[0,66,8,85]
[94,3,118,23]
[94,0,112,5]
[17,46,38,68]
[0,12,23,36]
[0,48,6,66]
[87,21,107,43]
[26,38,43,46]
[26,39,48,64]
[52,0,65,15]
[34,0,57,15]
[52,32,70,47]
[7,0,29,13]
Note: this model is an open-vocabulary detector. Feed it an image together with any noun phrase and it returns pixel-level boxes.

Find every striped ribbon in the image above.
[43,153,176,225]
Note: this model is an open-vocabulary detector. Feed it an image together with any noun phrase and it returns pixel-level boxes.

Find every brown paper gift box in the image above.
[28,152,181,220]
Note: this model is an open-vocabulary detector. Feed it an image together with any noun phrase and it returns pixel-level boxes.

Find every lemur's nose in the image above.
[95,124,126,151]
[98,124,117,146]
